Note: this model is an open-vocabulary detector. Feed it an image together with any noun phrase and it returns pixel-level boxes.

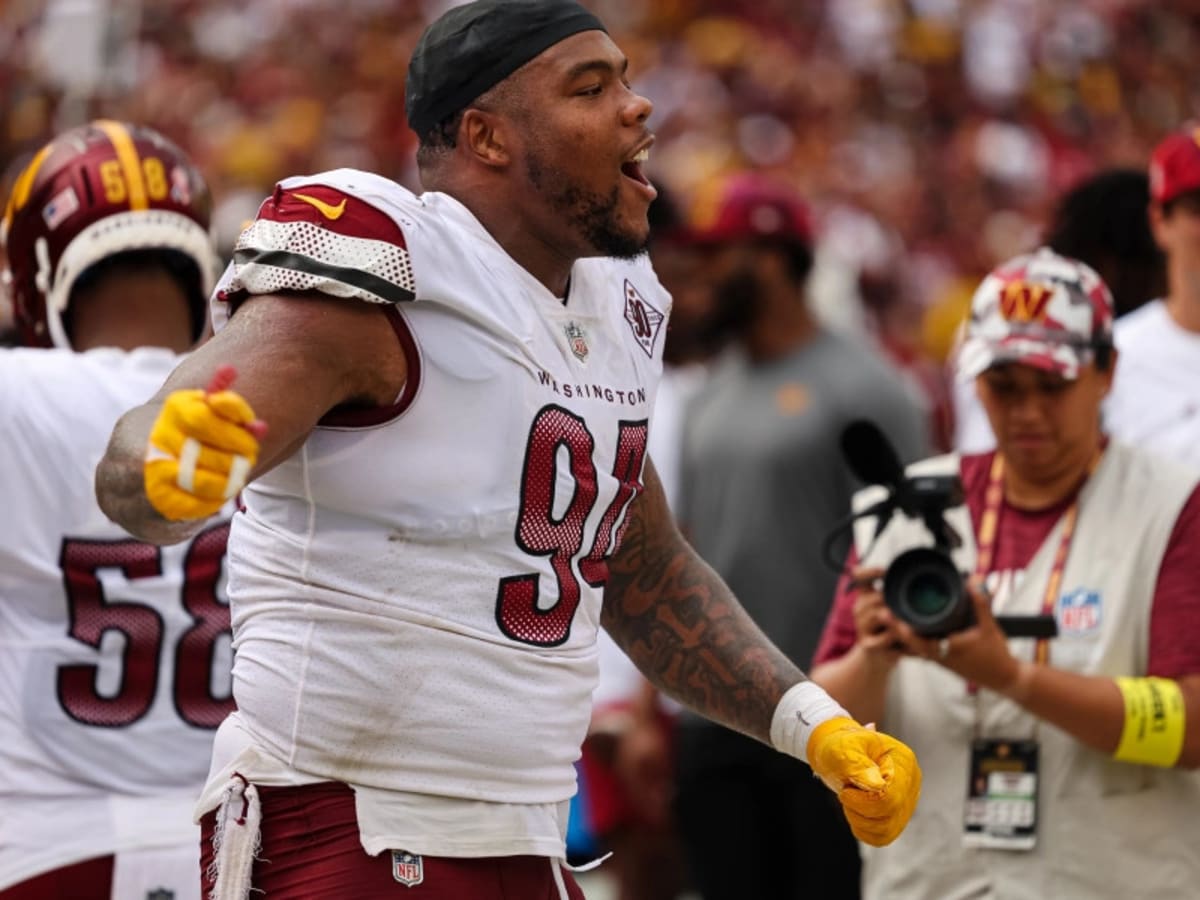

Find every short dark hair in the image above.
[414,79,523,172]
[415,111,466,169]
[1045,169,1165,318]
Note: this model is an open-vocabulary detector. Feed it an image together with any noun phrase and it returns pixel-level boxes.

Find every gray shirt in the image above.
[679,330,928,687]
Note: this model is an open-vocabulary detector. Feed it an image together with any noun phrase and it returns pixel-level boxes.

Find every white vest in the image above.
[210,171,669,809]
[852,444,1200,900]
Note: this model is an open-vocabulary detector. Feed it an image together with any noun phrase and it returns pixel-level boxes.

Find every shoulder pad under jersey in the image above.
[220,169,417,307]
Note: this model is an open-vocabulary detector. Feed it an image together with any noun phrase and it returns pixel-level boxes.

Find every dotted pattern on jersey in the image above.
[228,218,415,304]
[58,538,164,728]
[498,406,598,647]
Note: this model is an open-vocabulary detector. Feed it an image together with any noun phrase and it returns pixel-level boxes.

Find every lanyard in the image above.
[973,453,1093,665]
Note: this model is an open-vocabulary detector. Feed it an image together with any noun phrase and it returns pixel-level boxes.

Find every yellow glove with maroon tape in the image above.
[771,682,921,847]
[144,365,265,521]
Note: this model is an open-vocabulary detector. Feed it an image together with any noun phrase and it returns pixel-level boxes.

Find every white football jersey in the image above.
[211,171,670,815]
[0,346,233,891]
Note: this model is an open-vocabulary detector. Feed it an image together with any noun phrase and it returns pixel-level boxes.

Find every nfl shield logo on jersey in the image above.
[392,850,424,887]
[1057,588,1101,635]
[145,889,175,900]
[623,279,664,357]
[564,320,589,362]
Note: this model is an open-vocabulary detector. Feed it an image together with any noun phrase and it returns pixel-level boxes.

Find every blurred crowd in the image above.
[3,3,1200,898]
[5,0,1200,376]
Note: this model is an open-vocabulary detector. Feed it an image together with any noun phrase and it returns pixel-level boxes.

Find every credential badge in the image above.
[623,279,664,358]
[565,320,589,362]
[392,850,425,887]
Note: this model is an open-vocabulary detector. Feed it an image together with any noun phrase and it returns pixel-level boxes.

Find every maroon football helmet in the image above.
[0,120,217,348]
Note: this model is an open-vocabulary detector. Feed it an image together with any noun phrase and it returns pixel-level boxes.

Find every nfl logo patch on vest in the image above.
[623,279,664,357]
[392,850,424,887]
[1057,588,1101,634]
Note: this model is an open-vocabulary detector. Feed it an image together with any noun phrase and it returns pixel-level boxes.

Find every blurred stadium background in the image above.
[5,0,1198,370]
[2,0,1197,894]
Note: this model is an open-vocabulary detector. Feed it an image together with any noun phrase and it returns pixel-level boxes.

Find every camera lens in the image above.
[883,547,974,637]
[905,571,955,617]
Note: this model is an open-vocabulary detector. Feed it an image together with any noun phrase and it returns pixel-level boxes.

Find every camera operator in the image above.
[810,248,1200,900]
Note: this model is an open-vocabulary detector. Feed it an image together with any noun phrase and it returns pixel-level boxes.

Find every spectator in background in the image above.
[953,166,1167,453]
[1105,127,1200,469]
[674,174,929,900]
[857,251,956,452]
[644,186,716,511]
[580,634,687,900]
[813,248,1200,900]
[0,151,34,345]
[0,121,230,900]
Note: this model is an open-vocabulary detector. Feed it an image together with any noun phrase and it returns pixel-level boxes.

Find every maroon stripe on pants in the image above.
[0,855,114,899]
[199,781,585,899]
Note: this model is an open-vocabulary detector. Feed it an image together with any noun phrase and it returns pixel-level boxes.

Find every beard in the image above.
[701,265,763,348]
[525,152,648,260]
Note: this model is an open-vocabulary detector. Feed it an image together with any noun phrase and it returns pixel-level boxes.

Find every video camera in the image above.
[831,420,1056,640]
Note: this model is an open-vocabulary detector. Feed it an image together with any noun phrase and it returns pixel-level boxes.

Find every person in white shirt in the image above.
[1105,126,1200,469]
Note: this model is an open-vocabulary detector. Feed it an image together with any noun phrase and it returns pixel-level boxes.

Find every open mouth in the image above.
[621,147,651,186]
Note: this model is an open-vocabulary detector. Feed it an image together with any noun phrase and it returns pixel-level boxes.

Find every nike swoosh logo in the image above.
[291,192,347,221]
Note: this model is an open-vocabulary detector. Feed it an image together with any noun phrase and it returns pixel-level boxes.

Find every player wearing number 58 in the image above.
[0,121,229,899]
[96,2,920,897]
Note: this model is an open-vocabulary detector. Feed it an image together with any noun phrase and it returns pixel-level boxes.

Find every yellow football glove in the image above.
[145,365,265,521]
[807,717,921,847]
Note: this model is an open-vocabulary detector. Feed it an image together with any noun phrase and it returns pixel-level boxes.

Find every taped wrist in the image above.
[1113,676,1185,768]
[770,681,850,765]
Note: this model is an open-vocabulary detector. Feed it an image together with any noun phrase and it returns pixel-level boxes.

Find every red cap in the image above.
[686,173,813,246]
[1149,126,1200,204]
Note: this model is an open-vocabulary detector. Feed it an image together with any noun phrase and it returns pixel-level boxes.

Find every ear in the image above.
[460,109,511,169]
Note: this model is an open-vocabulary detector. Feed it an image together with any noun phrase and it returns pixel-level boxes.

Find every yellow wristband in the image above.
[1113,677,1185,768]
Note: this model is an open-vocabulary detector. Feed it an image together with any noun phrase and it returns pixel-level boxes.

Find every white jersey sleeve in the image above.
[211,170,417,333]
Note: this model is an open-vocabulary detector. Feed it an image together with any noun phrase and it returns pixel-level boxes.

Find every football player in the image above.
[97,2,922,897]
[0,120,230,900]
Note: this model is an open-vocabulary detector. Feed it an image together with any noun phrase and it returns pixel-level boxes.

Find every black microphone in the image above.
[840,419,906,489]
[840,419,963,548]
[838,419,907,546]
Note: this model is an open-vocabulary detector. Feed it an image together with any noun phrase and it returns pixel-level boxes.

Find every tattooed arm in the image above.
[602,458,806,743]
[605,460,924,845]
